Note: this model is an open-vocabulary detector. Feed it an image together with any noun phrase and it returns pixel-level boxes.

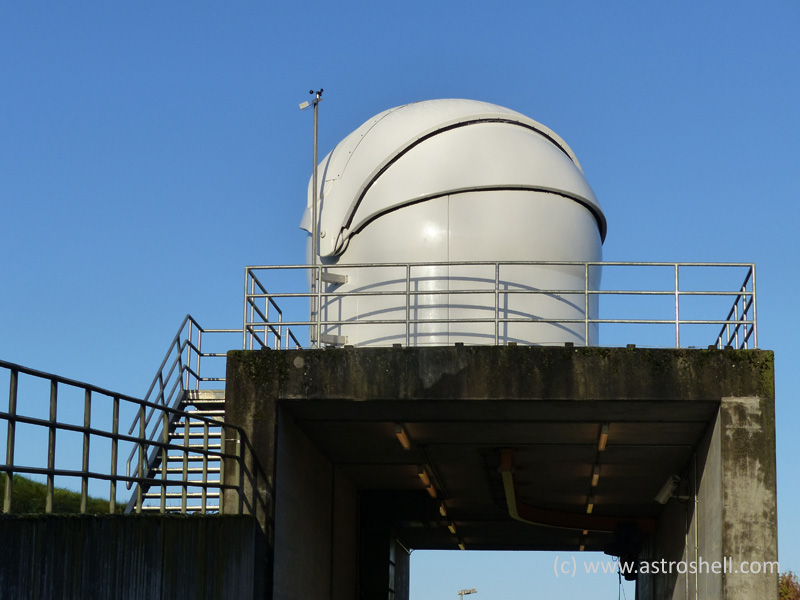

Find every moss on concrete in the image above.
[226,346,775,403]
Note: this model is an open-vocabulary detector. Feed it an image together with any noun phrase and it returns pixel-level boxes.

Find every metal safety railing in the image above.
[1,260,757,518]
[244,261,757,350]
[0,358,269,519]
[122,315,249,514]
[243,270,302,350]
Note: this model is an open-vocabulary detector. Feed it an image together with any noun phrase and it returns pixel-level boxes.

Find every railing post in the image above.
[243,268,250,350]
[740,285,748,350]
[751,265,758,349]
[136,403,145,513]
[316,265,322,348]
[3,368,18,513]
[195,326,203,390]
[494,263,500,345]
[182,410,190,514]
[185,320,193,390]
[110,396,119,514]
[584,263,590,346]
[158,372,166,407]
[406,265,411,347]
[674,264,680,348]
[161,412,169,513]
[81,389,91,514]
[236,430,244,514]
[202,421,209,514]
[267,285,273,350]
[46,379,57,514]
[218,426,227,514]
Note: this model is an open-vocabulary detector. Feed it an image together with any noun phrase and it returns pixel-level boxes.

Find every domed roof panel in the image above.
[302,99,605,256]
[350,121,602,246]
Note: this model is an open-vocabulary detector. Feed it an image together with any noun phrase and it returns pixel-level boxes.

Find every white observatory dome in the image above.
[301,98,606,347]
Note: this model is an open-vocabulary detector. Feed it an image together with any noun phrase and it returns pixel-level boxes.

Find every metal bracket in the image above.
[320,272,348,286]
[319,333,348,346]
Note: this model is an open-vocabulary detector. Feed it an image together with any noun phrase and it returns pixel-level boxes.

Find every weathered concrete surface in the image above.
[271,407,358,600]
[634,394,777,599]
[224,345,776,600]
[0,514,264,599]
[720,396,778,598]
[226,346,773,402]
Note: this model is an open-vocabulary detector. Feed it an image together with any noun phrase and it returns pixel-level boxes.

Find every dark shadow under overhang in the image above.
[228,345,773,552]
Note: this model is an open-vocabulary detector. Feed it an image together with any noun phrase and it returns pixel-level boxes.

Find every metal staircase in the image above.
[124,317,240,514]
[129,389,226,513]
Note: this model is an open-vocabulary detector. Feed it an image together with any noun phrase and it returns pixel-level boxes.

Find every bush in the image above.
[0,473,123,514]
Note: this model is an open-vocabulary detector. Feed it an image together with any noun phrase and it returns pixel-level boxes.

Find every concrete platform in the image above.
[223,345,776,600]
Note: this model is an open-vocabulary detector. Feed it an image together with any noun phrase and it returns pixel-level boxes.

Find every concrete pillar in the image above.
[638,396,778,599]
[272,408,358,600]
[223,377,359,600]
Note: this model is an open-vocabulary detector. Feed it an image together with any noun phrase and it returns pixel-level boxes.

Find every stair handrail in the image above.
[1,358,269,519]
[125,315,204,490]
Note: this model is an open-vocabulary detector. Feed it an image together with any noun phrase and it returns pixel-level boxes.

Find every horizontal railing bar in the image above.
[0,465,241,490]
[0,374,224,432]
[0,411,222,448]
[246,261,756,269]
[158,467,221,473]
[0,360,141,403]
[143,492,221,499]
[246,289,753,300]
[246,317,754,328]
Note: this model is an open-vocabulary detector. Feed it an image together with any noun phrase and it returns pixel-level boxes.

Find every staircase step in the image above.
[183,389,225,410]
[166,454,223,462]
[170,443,222,450]
[143,491,221,499]
[168,431,222,440]
[173,418,224,427]
[153,466,221,474]
[139,505,220,513]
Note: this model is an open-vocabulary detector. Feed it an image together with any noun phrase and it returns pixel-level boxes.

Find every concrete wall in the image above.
[638,397,778,600]
[224,346,776,600]
[272,408,358,600]
[0,514,263,599]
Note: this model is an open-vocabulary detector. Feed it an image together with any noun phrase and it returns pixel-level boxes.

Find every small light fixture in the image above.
[582,529,588,535]
[439,502,448,517]
[591,464,600,487]
[598,423,609,451]
[458,542,466,551]
[579,544,585,552]
[418,466,431,487]
[426,484,438,499]
[586,494,594,514]
[448,522,457,534]
[395,423,411,450]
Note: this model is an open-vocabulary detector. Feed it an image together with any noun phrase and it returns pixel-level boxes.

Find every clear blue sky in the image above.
[2,2,798,598]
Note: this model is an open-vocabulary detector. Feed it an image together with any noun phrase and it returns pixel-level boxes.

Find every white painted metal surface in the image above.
[300,99,606,346]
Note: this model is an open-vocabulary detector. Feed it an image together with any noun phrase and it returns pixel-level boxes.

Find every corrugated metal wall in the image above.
[0,515,263,599]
